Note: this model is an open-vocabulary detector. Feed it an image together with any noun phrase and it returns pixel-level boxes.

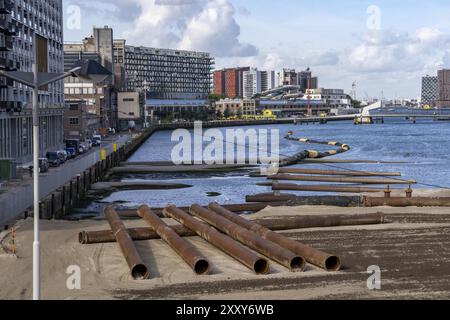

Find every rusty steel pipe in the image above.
[276,168,402,177]
[103,206,149,280]
[137,205,210,275]
[364,197,450,207]
[80,211,383,244]
[245,193,364,206]
[268,174,416,185]
[258,212,385,230]
[189,204,305,271]
[273,183,384,193]
[116,202,288,219]
[208,203,341,272]
[163,205,270,274]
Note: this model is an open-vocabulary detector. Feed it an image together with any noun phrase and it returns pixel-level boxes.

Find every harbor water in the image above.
[74,119,450,214]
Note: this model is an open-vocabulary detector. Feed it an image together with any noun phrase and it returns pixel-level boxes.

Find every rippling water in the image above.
[75,118,450,213]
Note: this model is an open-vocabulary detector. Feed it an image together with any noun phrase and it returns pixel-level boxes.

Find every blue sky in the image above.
[63,0,450,99]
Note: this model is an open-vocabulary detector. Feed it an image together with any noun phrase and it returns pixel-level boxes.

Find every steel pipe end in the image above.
[194,259,211,275]
[254,258,270,275]
[290,256,306,272]
[324,256,341,272]
[131,263,150,280]
[78,231,87,244]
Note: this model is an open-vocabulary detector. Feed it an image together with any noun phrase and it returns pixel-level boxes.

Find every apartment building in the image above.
[0,0,64,163]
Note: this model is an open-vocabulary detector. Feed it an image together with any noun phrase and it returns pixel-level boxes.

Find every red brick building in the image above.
[437,69,450,108]
[214,67,250,98]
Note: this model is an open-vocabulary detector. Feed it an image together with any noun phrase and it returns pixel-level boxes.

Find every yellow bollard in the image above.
[113,143,118,153]
[100,148,107,161]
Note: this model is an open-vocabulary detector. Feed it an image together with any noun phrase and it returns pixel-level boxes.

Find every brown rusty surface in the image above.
[137,205,210,275]
[163,205,270,274]
[209,203,340,272]
[189,204,305,271]
[111,211,450,300]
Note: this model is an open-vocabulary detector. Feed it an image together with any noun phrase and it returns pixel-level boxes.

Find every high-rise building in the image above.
[278,69,298,86]
[243,68,262,99]
[93,26,114,78]
[437,70,450,108]
[113,39,127,91]
[0,0,64,163]
[125,46,214,100]
[261,70,276,92]
[214,67,250,99]
[298,69,319,92]
[421,75,438,106]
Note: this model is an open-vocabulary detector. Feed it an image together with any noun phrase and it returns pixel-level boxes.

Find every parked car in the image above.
[92,135,102,146]
[84,139,93,149]
[66,139,80,154]
[79,143,89,154]
[38,158,49,173]
[65,147,76,159]
[46,152,61,167]
[57,150,68,163]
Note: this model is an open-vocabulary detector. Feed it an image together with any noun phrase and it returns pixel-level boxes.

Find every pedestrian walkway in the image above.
[0,134,131,226]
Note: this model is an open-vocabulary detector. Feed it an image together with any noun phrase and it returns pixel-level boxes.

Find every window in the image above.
[69,117,79,125]
[69,103,79,111]
[123,98,135,102]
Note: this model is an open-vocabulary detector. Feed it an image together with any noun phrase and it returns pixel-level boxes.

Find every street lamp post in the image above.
[0,58,111,300]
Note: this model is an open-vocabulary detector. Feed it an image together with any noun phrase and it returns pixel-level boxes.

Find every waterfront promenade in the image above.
[0,134,131,226]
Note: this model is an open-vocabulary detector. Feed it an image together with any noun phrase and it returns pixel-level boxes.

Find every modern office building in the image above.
[304,88,352,109]
[437,70,450,108]
[214,67,250,99]
[243,68,261,99]
[125,46,214,100]
[277,69,298,87]
[0,0,65,163]
[421,75,438,106]
[299,69,318,92]
[261,70,276,92]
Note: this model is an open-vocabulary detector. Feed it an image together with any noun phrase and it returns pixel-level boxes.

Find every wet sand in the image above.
[1,190,450,300]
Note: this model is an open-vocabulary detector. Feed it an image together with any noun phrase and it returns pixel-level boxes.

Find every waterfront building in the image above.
[421,75,438,106]
[63,99,100,141]
[113,39,127,91]
[277,69,298,87]
[298,69,318,92]
[63,26,118,131]
[0,0,64,163]
[214,99,256,116]
[126,46,213,100]
[117,92,142,131]
[259,99,329,117]
[304,88,352,109]
[213,67,249,99]
[243,68,262,99]
[437,69,450,108]
[261,70,276,92]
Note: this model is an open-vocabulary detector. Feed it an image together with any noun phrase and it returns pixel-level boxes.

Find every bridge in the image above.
[293,101,450,124]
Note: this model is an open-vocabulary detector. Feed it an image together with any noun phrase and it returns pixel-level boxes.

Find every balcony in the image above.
[0,101,23,113]
[0,0,13,14]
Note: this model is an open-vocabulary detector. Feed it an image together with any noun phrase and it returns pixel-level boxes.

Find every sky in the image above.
[62,0,450,100]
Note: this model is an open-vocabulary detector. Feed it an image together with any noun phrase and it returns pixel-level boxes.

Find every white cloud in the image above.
[120,0,257,57]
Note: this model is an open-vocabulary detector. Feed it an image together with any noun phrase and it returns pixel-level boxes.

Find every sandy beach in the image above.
[1,189,450,300]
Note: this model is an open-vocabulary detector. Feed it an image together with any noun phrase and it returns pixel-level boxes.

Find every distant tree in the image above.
[224,107,231,118]
[208,93,225,101]
[352,99,362,108]
[237,107,243,118]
